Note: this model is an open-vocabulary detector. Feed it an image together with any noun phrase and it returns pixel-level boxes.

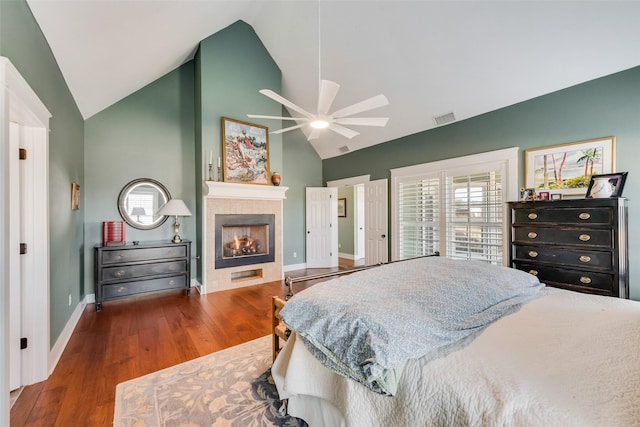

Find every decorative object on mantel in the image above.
[156,199,192,243]
[271,171,281,186]
[525,136,615,198]
[71,182,80,210]
[585,172,628,198]
[222,117,270,185]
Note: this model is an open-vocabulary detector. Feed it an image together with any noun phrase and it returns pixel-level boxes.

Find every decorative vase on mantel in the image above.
[271,172,281,186]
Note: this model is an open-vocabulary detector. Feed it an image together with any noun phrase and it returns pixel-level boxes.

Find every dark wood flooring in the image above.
[10,264,358,426]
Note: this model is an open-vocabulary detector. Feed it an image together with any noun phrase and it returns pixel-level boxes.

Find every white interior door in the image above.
[365,179,388,266]
[354,184,365,260]
[8,123,22,391]
[305,187,338,268]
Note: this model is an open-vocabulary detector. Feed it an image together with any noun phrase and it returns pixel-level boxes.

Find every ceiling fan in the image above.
[248,1,389,141]
[247,82,389,141]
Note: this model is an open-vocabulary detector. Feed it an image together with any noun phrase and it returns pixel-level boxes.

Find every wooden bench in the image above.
[272,296,290,361]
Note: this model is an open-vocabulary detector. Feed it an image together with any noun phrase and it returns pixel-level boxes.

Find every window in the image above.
[391,148,518,265]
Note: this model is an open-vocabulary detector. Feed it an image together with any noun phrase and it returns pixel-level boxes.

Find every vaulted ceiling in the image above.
[26,1,640,159]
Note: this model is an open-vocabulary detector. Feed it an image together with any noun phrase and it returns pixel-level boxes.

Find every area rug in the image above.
[114,336,307,427]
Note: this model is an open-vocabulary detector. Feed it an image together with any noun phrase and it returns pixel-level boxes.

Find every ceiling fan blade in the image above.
[331,94,389,119]
[307,128,321,141]
[328,123,360,139]
[247,114,308,121]
[259,89,314,119]
[270,123,307,135]
[333,117,389,127]
[317,80,340,115]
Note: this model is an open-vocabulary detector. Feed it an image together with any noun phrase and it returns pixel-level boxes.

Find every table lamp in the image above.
[156,199,192,243]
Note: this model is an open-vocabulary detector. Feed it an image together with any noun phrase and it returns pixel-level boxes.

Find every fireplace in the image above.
[214,214,275,269]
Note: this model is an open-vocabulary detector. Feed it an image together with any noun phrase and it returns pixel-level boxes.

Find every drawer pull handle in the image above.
[528,251,538,258]
[117,286,126,293]
[527,232,538,239]
[528,270,538,276]
[579,234,591,242]
[579,213,591,220]
[580,276,592,284]
[118,254,124,259]
[169,280,175,285]
[528,213,538,220]
[169,264,176,270]
[579,255,591,263]
[169,250,175,256]
[115,270,126,277]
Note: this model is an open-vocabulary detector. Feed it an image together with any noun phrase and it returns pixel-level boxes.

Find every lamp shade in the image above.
[130,207,147,216]
[156,199,192,217]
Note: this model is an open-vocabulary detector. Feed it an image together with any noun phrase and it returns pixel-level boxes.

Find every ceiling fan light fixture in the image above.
[310,119,329,129]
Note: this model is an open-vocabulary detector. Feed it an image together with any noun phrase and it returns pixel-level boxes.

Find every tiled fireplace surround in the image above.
[204,181,288,293]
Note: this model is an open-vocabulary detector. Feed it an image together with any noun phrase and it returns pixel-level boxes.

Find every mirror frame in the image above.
[118,178,171,230]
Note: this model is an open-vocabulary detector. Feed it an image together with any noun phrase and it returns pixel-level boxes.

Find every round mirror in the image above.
[118,178,171,230]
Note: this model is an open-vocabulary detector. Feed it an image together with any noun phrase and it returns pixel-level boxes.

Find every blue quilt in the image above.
[280,257,545,395]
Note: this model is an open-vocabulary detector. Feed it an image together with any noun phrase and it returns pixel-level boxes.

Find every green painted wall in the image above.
[84,63,196,293]
[196,20,283,277]
[338,186,355,256]
[323,66,640,300]
[282,126,323,266]
[1,0,85,347]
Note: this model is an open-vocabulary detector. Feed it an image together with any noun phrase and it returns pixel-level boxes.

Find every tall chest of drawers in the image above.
[95,241,191,311]
[508,198,628,298]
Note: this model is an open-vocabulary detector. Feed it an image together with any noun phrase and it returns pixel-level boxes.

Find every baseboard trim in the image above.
[48,296,88,376]
[283,263,306,273]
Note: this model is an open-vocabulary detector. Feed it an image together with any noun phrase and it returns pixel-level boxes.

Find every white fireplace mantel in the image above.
[205,181,288,200]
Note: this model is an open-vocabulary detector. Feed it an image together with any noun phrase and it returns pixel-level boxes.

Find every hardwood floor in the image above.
[10,270,332,427]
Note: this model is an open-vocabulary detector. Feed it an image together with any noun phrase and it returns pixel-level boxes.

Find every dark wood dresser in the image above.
[94,240,191,311]
[508,198,628,298]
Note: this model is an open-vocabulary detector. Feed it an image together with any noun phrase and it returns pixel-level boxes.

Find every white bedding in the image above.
[273,288,640,426]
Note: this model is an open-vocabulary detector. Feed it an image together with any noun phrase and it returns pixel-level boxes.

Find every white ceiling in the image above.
[26,0,640,159]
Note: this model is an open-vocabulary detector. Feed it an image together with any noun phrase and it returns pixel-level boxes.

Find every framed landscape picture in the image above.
[221,117,270,185]
[525,137,615,198]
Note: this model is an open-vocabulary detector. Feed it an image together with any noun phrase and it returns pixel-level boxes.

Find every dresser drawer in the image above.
[514,262,615,295]
[513,227,612,247]
[101,246,187,265]
[514,245,612,270]
[100,260,187,282]
[513,207,612,225]
[101,275,186,299]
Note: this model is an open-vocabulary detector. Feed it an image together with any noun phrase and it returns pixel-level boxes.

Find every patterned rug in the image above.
[114,336,308,427]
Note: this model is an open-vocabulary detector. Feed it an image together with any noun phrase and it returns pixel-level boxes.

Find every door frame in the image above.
[1,57,51,421]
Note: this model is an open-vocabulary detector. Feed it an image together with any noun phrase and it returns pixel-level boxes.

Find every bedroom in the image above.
[1,0,640,425]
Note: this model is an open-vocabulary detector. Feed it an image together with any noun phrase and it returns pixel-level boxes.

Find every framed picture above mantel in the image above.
[221,117,270,185]
[525,136,615,198]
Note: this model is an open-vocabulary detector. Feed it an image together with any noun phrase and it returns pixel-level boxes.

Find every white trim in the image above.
[326,174,370,187]
[390,147,519,264]
[85,293,96,304]
[1,57,51,424]
[283,262,306,273]
[48,298,87,376]
[338,252,355,260]
[205,181,288,200]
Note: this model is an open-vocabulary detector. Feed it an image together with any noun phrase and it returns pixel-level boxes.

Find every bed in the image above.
[272,256,640,427]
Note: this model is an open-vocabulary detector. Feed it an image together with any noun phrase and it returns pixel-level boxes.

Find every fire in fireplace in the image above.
[214,214,275,269]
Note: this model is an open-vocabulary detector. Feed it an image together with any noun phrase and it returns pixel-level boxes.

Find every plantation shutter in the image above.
[445,169,503,264]
[394,154,511,265]
[398,176,440,259]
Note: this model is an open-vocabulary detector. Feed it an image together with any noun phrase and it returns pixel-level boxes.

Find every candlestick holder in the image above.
[208,163,214,181]
[217,166,223,182]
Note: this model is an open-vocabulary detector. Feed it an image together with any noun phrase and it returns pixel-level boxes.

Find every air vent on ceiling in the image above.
[433,111,456,126]
[338,145,350,153]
